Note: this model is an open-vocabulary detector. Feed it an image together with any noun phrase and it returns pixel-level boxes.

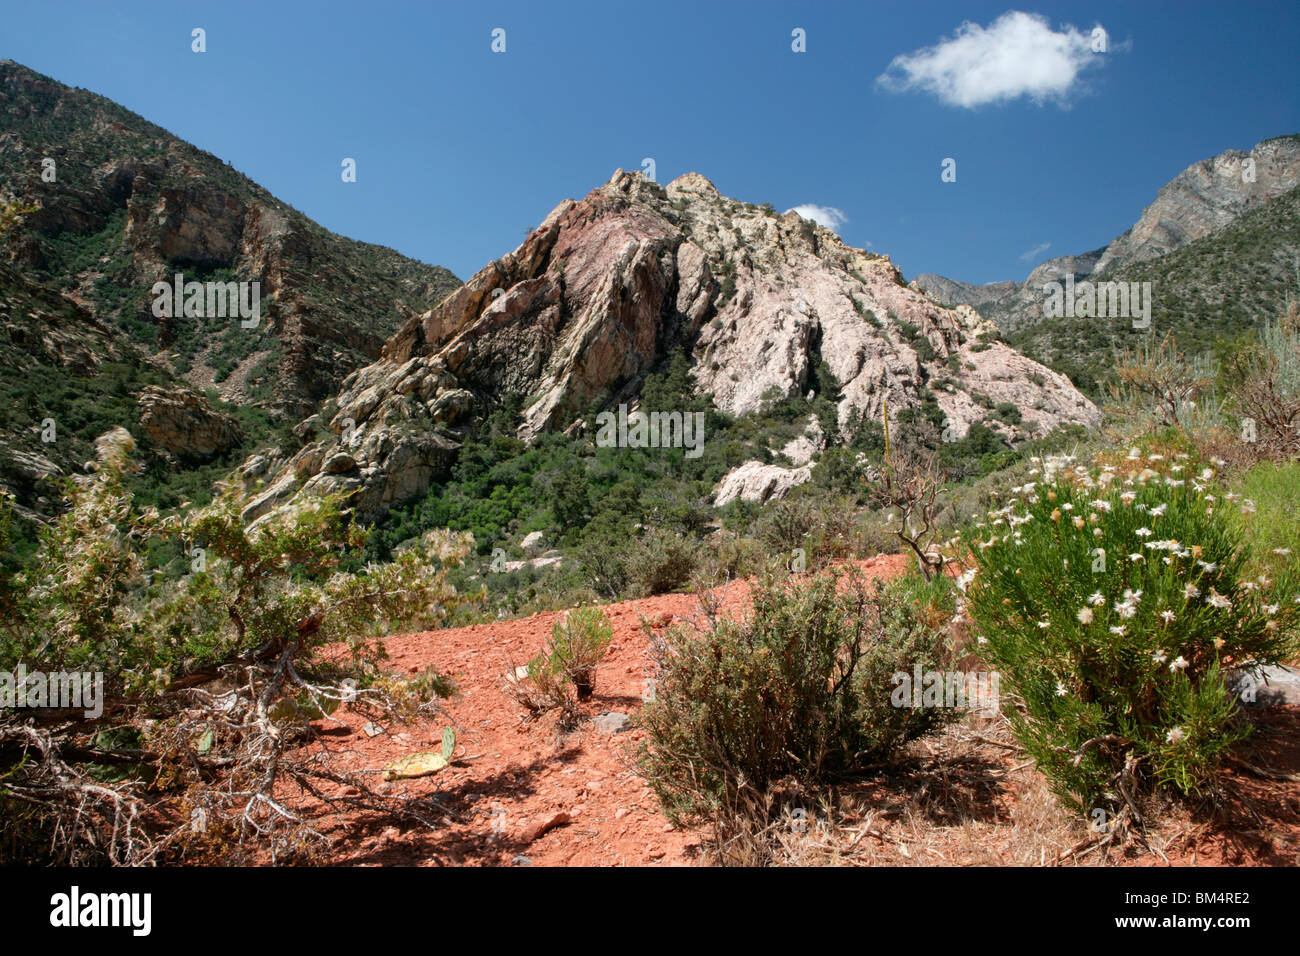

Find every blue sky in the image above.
[4,1,1298,285]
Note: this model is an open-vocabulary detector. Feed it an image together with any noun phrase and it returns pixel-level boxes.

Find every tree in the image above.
[1,432,471,863]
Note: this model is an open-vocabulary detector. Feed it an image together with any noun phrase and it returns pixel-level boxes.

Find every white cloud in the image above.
[1019,241,1051,262]
[877,11,1106,108]
[787,204,849,233]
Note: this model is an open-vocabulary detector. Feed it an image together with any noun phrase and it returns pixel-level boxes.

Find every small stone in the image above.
[521,811,572,843]
[592,711,630,735]
[511,855,533,866]
[362,721,383,738]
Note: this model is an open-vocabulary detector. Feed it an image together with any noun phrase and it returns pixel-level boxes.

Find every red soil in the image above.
[289,552,1300,867]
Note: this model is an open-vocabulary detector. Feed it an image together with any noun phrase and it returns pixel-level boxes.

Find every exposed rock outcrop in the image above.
[0,59,461,418]
[250,168,1100,521]
[713,461,813,506]
[137,386,243,459]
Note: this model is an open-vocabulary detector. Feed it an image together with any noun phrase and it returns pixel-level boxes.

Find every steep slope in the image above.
[1008,183,1300,396]
[912,134,1300,338]
[248,170,1100,521]
[0,59,461,418]
[0,259,259,519]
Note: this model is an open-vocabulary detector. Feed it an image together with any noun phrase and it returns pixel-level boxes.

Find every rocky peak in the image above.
[249,171,1099,522]
[1092,134,1300,274]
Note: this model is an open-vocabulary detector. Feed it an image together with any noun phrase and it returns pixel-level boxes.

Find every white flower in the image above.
[1160,610,1176,623]
[1077,607,1094,624]
[1135,527,1153,538]
[1037,619,1051,629]
[1170,656,1189,672]
[1196,560,1218,572]
[1090,500,1112,513]
[1206,589,1232,609]
[1114,602,1137,619]
[1055,681,1068,697]
[1129,554,1144,563]
[1166,726,1185,744]
[1152,650,1168,664]
[1264,604,1280,616]
[1241,499,1257,514]
[1149,503,1167,517]
[1109,625,1127,636]
[1089,591,1105,607]
[1274,548,1293,556]
[1183,583,1201,599]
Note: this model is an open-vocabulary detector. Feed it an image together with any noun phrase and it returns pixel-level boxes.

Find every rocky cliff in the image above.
[246,169,1100,521]
[912,134,1300,335]
[0,59,460,418]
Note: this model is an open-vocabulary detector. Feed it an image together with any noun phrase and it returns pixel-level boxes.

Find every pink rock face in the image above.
[264,167,1101,518]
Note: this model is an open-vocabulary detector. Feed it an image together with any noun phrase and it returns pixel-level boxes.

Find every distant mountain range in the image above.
[911,134,1300,395]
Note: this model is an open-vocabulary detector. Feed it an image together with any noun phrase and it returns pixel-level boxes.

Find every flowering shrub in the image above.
[961,450,1299,817]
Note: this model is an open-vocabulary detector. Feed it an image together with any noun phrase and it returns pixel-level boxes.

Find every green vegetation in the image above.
[962,449,1298,816]
[637,570,955,826]
[1008,184,1300,400]
[0,433,469,863]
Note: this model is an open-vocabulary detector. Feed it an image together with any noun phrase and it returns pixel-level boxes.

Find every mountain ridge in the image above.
[912,133,1300,336]
[242,167,1101,522]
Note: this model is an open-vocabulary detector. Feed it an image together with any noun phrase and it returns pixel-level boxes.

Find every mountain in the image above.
[0,60,461,516]
[912,134,1300,341]
[0,60,460,417]
[1008,182,1300,395]
[244,169,1101,522]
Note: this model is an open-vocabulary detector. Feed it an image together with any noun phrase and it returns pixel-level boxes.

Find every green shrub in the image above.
[517,606,614,710]
[961,452,1300,817]
[623,528,699,597]
[993,401,1022,424]
[637,570,954,825]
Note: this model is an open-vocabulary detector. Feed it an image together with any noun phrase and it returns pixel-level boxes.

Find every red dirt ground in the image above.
[289,553,1300,867]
